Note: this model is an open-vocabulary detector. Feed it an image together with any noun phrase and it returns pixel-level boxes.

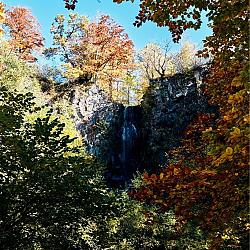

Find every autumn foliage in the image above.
[4,7,44,61]
[0,2,4,35]
[0,0,248,248]
[111,0,249,247]
[48,14,134,99]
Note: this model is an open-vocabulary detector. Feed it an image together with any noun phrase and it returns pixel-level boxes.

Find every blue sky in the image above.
[6,0,212,52]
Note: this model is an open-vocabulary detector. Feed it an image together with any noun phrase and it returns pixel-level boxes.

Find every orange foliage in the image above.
[114,0,249,247]
[78,15,135,97]
[5,7,44,61]
[49,14,134,99]
[0,2,4,35]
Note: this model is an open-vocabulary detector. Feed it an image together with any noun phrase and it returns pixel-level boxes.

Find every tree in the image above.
[0,2,4,35]
[0,87,115,249]
[111,0,248,248]
[19,0,250,247]
[138,42,175,80]
[174,41,203,73]
[0,42,41,94]
[4,6,44,62]
[47,14,135,100]
[112,73,145,106]
[0,89,199,250]
[112,0,248,61]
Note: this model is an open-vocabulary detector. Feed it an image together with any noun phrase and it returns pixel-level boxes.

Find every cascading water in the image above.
[121,107,138,180]
[104,105,142,187]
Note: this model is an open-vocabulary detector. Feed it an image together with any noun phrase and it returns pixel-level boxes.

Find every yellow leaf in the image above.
[229,127,241,141]
[223,115,230,121]
[173,168,179,175]
[160,173,164,180]
[228,93,244,105]
[231,76,243,87]
[155,199,163,203]
[243,114,250,123]
[203,127,213,133]
[225,147,233,156]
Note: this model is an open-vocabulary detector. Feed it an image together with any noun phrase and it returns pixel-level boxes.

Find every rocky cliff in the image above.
[71,84,123,167]
[140,65,210,170]
[71,65,213,185]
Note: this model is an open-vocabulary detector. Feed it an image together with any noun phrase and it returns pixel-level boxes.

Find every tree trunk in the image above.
[108,80,113,101]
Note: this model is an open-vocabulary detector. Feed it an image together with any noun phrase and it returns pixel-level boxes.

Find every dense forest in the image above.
[0,0,248,249]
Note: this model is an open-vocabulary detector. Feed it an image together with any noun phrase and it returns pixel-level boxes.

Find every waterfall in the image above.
[121,106,138,180]
[103,105,142,187]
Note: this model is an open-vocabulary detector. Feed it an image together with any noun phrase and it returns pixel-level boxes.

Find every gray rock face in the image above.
[71,84,143,186]
[72,84,111,127]
[71,84,123,160]
[140,65,210,169]
[70,65,213,185]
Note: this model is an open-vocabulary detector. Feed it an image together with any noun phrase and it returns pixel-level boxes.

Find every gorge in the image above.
[72,65,211,186]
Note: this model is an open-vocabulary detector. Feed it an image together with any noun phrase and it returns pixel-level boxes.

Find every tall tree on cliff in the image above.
[138,42,175,80]
[4,6,44,62]
[174,41,203,73]
[47,13,134,100]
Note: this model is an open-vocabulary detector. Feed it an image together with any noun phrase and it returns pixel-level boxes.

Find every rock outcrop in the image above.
[71,65,213,185]
[140,65,210,169]
[72,84,123,163]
